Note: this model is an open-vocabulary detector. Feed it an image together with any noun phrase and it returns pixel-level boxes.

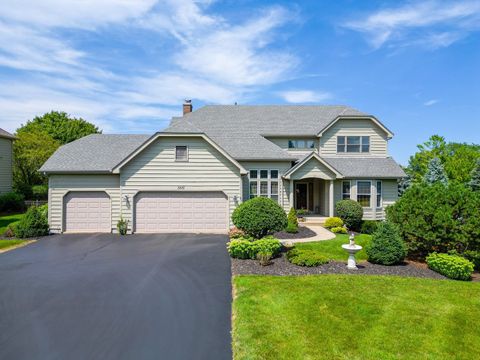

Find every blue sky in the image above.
[0,0,479,165]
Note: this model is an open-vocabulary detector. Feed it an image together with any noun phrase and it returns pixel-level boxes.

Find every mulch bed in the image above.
[231,253,447,280]
[274,226,317,239]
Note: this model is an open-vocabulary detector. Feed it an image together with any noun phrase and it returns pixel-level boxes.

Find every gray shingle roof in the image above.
[40,134,150,173]
[0,128,15,139]
[165,105,367,160]
[323,157,406,178]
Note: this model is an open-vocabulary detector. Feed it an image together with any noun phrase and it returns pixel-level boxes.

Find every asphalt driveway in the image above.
[0,233,232,360]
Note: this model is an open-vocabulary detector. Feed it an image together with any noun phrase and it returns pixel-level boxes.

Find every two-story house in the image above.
[40,103,405,234]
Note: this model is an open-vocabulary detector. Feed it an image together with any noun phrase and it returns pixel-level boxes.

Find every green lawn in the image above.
[233,275,480,360]
[0,213,24,235]
[0,239,26,250]
[295,234,372,262]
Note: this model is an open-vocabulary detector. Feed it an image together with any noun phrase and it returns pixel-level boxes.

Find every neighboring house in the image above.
[40,103,405,234]
[0,128,15,194]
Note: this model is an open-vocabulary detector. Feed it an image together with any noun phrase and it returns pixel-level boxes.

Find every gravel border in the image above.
[273,226,317,239]
[232,253,447,280]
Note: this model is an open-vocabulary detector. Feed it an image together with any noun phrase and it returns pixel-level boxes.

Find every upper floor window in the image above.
[175,146,188,161]
[249,169,279,203]
[288,139,315,149]
[337,136,370,153]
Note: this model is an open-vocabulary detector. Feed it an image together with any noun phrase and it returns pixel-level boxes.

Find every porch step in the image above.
[301,216,329,226]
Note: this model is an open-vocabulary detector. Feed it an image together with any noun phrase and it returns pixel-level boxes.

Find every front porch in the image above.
[290,178,335,217]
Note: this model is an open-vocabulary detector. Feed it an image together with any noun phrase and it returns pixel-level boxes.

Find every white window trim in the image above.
[337,136,370,154]
[342,180,351,200]
[248,169,279,202]
[376,180,383,209]
[356,180,372,208]
[175,145,189,162]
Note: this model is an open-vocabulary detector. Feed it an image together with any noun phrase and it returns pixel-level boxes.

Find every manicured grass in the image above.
[295,234,372,262]
[233,275,480,360]
[0,213,24,235]
[0,239,26,250]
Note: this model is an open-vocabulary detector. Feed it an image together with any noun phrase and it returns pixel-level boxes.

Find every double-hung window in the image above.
[356,181,372,207]
[337,136,370,153]
[249,169,279,203]
[376,180,382,208]
[342,181,351,200]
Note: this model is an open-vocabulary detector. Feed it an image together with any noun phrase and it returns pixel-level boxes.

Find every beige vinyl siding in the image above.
[320,119,388,156]
[0,138,13,194]
[239,161,292,211]
[289,157,336,180]
[377,180,398,220]
[120,137,242,231]
[48,174,120,233]
[267,137,319,157]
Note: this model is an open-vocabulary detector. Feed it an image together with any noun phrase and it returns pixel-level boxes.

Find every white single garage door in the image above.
[64,192,111,233]
[135,192,228,233]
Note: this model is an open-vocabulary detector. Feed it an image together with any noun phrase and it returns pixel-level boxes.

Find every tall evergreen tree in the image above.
[424,157,448,185]
[469,159,480,191]
[398,173,412,196]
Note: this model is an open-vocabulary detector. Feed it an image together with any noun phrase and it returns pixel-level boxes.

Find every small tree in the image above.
[469,159,480,192]
[286,207,299,233]
[366,222,406,265]
[424,157,448,185]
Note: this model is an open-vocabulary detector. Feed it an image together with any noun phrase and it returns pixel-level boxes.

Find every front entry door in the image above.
[295,183,308,210]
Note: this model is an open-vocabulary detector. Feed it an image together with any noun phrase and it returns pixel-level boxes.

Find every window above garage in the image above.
[175,146,188,161]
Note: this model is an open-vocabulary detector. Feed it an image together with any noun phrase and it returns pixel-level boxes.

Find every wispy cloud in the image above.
[424,99,439,106]
[344,1,480,49]
[278,90,332,103]
[0,0,303,132]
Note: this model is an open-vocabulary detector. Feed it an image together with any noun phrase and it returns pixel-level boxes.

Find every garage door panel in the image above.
[135,192,228,233]
[65,192,111,233]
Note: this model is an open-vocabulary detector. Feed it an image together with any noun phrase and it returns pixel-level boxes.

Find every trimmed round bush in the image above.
[366,222,406,265]
[331,226,347,234]
[361,220,379,235]
[14,206,49,238]
[335,200,363,231]
[426,253,474,281]
[324,217,343,229]
[232,197,288,239]
[227,237,282,259]
[286,248,329,267]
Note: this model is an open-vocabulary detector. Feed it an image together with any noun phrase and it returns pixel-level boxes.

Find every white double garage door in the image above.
[64,191,228,233]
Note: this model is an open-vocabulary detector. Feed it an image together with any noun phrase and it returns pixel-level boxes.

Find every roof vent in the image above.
[183,99,192,115]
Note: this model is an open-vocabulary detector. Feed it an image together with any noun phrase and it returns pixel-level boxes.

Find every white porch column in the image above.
[289,180,294,209]
[329,180,334,217]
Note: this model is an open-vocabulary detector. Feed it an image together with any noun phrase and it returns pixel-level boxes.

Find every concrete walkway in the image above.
[280,225,336,244]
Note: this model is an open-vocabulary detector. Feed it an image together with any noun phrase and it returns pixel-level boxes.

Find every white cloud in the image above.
[345,1,480,49]
[0,0,308,133]
[278,90,332,103]
[424,99,439,106]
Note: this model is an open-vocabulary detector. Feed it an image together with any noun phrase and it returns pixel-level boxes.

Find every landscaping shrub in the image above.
[38,204,48,219]
[229,226,245,239]
[286,208,298,233]
[386,183,480,258]
[0,192,25,213]
[14,206,49,238]
[331,226,347,234]
[117,217,128,235]
[426,253,474,281]
[227,237,282,259]
[366,222,406,265]
[232,197,288,239]
[335,200,363,231]
[286,248,329,267]
[361,220,380,235]
[31,184,48,200]
[463,250,480,271]
[256,250,273,266]
[324,217,343,229]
